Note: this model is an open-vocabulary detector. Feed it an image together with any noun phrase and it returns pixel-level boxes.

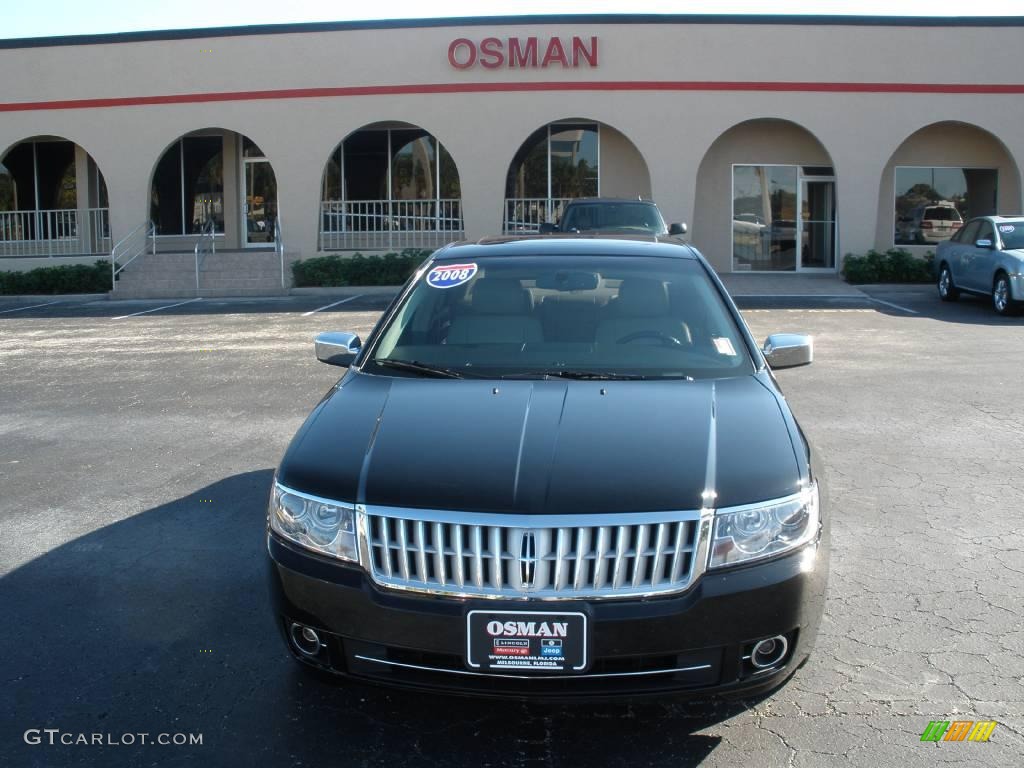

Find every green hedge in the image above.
[291,250,433,287]
[0,260,111,295]
[842,249,934,284]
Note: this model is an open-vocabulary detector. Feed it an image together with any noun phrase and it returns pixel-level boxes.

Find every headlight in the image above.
[268,482,358,563]
[709,483,819,568]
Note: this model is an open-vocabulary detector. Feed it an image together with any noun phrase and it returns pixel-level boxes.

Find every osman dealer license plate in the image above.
[466,610,588,673]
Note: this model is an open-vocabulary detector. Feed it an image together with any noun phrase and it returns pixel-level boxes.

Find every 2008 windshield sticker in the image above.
[999,225,1015,234]
[426,263,478,288]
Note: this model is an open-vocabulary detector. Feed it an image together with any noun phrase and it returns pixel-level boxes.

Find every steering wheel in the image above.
[616,330,684,347]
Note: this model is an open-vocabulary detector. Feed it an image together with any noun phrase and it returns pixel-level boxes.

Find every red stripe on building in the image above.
[2,80,1024,112]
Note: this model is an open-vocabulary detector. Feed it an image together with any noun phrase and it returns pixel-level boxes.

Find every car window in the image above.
[975,221,995,243]
[924,207,961,222]
[959,220,981,244]
[369,255,754,380]
[562,204,667,234]
[996,221,1024,250]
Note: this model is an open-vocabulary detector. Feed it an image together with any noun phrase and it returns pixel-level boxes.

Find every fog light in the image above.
[750,635,788,669]
[290,623,322,657]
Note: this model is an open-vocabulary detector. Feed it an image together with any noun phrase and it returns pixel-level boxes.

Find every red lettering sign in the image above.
[508,37,538,68]
[447,38,476,70]
[448,37,598,69]
[479,37,504,69]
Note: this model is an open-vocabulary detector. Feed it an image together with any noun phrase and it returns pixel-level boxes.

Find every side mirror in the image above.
[315,331,361,367]
[975,238,993,249]
[669,222,687,236]
[538,222,557,234]
[763,333,813,369]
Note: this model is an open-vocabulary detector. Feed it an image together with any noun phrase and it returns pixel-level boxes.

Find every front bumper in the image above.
[1009,273,1024,302]
[266,530,828,699]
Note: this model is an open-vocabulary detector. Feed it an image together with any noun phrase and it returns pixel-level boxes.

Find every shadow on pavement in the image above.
[1,470,755,768]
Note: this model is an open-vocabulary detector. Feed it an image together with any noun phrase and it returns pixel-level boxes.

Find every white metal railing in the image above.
[111,220,157,291]
[193,219,217,291]
[0,208,111,257]
[274,215,285,289]
[319,199,464,251]
[503,198,574,234]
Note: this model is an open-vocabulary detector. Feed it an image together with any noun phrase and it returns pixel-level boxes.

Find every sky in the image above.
[2,0,1023,40]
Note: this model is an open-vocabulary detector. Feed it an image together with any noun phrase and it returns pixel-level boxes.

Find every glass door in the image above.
[243,158,277,246]
[799,175,836,270]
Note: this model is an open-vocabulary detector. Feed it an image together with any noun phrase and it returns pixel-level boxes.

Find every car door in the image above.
[948,220,980,287]
[965,220,998,292]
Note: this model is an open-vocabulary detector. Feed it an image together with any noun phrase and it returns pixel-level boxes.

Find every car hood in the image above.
[278,372,806,514]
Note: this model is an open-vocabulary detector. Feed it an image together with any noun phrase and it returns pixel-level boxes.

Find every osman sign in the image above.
[447,36,599,69]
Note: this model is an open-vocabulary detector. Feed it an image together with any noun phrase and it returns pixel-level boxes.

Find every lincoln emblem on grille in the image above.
[520,531,537,589]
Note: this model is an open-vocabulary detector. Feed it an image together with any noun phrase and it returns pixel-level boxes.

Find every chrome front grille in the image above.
[360,507,707,600]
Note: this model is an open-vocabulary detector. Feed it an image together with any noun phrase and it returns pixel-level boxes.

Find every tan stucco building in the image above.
[1,14,1022,293]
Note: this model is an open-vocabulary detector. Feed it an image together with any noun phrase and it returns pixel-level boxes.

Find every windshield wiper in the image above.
[375,358,469,379]
[502,370,694,381]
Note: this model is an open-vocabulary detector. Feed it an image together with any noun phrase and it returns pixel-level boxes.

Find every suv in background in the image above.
[540,198,686,237]
[897,202,963,245]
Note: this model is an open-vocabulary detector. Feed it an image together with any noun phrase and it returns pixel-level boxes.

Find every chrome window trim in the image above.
[353,654,712,680]
[361,504,704,528]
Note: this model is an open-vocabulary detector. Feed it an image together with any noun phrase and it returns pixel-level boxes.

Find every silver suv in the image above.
[897,202,963,245]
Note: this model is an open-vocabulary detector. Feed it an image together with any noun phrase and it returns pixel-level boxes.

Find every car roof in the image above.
[984,215,1024,221]
[563,197,658,205]
[432,235,698,261]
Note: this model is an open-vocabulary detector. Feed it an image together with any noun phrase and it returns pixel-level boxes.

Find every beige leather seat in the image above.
[595,278,692,346]
[446,278,544,345]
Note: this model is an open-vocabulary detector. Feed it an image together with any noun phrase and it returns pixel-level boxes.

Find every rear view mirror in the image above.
[538,222,557,234]
[975,238,993,249]
[535,271,601,291]
[315,331,362,367]
[669,222,687,236]
[763,333,813,369]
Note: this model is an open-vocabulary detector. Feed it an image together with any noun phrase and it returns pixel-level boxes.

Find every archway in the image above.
[319,121,463,251]
[879,121,1021,250]
[0,136,109,256]
[149,129,278,249]
[503,119,651,233]
[694,119,836,273]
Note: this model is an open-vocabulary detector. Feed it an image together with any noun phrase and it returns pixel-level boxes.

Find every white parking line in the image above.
[111,297,203,320]
[867,297,919,315]
[302,294,364,317]
[0,300,62,314]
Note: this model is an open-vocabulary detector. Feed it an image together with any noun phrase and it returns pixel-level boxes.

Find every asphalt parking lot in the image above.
[1,286,1022,767]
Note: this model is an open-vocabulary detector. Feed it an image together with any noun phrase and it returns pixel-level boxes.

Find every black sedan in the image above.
[267,236,828,698]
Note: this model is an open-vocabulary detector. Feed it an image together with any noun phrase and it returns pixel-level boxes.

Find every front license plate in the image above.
[466,610,588,674]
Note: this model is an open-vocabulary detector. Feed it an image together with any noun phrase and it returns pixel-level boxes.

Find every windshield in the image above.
[365,255,755,380]
[997,221,1024,250]
[923,207,962,222]
[561,203,667,234]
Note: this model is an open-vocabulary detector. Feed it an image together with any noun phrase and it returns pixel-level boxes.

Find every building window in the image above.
[319,127,463,250]
[894,167,997,246]
[0,140,78,213]
[0,140,110,255]
[504,122,599,231]
[150,136,224,236]
[732,165,836,272]
[505,123,599,201]
[321,128,460,204]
